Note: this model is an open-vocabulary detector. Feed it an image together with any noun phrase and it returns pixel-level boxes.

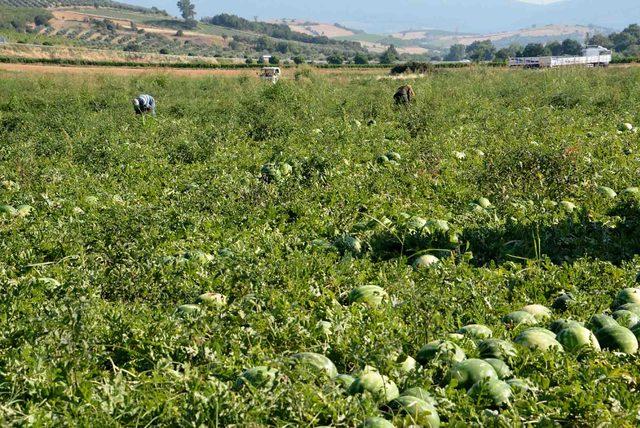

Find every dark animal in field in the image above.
[394,85,415,105]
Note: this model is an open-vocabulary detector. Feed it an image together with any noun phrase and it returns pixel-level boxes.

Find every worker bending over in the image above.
[133,94,156,116]
[394,85,415,105]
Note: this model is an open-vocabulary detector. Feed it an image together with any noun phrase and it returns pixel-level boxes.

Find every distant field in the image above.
[3,67,640,426]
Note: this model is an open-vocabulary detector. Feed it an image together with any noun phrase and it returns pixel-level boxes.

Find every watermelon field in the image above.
[2,66,640,426]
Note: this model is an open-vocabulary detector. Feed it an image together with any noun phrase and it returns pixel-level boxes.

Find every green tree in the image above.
[177,0,195,20]
[269,55,280,65]
[353,52,369,64]
[588,33,613,49]
[522,43,549,57]
[445,44,466,61]
[546,41,563,56]
[293,56,305,65]
[327,53,344,65]
[465,40,496,61]
[561,39,583,55]
[379,45,399,64]
[494,44,522,61]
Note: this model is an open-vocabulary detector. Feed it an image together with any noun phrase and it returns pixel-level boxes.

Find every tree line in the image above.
[444,24,640,62]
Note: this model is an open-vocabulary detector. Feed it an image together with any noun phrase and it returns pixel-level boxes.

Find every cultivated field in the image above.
[2,67,640,426]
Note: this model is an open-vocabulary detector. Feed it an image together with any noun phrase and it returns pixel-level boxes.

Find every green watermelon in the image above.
[261,163,282,183]
[406,216,428,231]
[236,366,278,389]
[549,319,583,334]
[478,339,518,360]
[348,367,399,402]
[349,285,388,307]
[613,288,640,309]
[413,255,440,269]
[559,201,576,212]
[176,304,201,316]
[360,417,394,428]
[503,311,538,327]
[196,292,227,308]
[478,197,492,209]
[552,293,575,311]
[400,387,437,406]
[397,356,417,374]
[483,359,512,379]
[335,374,355,389]
[416,340,466,365]
[292,352,338,378]
[0,205,17,217]
[449,359,498,389]
[612,310,640,329]
[506,378,537,393]
[458,324,493,339]
[388,396,440,427]
[556,326,600,352]
[468,379,512,407]
[377,155,390,164]
[426,219,450,233]
[16,204,33,218]
[386,152,402,162]
[515,329,563,352]
[335,235,363,255]
[587,314,618,330]
[596,325,638,354]
[597,186,617,199]
[618,303,640,316]
[521,304,552,321]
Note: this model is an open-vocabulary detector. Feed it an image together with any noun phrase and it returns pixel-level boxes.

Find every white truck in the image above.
[509,45,612,68]
[259,67,281,83]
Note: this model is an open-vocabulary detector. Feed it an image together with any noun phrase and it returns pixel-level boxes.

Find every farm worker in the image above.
[132,94,156,116]
[394,85,415,105]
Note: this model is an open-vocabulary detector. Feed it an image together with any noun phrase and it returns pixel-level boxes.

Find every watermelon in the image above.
[397,356,417,374]
[280,163,293,176]
[377,155,390,164]
[557,326,600,352]
[468,379,512,407]
[413,255,440,269]
[587,314,618,330]
[458,324,492,339]
[523,327,556,338]
[16,205,33,218]
[0,205,17,217]
[335,235,363,255]
[335,374,355,389]
[521,304,552,321]
[236,366,278,389]
[549,319,583,334]
[506,378,537,393]
[176,304,201,316]
[559,201,576,212]
[349,367,399,402]
[416,340,466,365]
[84,196,99,206]
[515,329,563,352]
[426,219,450,233]
[292,352,338,378]
[612,310,640,329]
[478,339,518,360]
[400,387,437,406]
[596,325,638,354]
[503,311,538,327]
[552,293,575,311]
[483,359,512,379]
[597,186,617,199]
[407,216,428,231]
[478,197,492,209]
[618,303,640,316]
[388,396,440,427]
[261,163,282,182]
[349,285,388,307]
[386,152,402,162]
[197,292,227,308]
[449,359,498,389]
[613,288,640,309]
[360,417,394,428]
[622,187,639,195]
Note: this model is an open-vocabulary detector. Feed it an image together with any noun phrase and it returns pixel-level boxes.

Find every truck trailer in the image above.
[509,45,612,68]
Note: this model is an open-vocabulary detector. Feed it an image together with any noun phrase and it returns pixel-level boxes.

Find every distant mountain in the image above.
[122,0,640,33]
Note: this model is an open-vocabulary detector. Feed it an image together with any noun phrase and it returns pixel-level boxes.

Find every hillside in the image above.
[130,0,640,34]
[0,0,164,14]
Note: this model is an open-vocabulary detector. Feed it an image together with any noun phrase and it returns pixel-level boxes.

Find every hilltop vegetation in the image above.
[2,67,640,425]
[0,0,166,13]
